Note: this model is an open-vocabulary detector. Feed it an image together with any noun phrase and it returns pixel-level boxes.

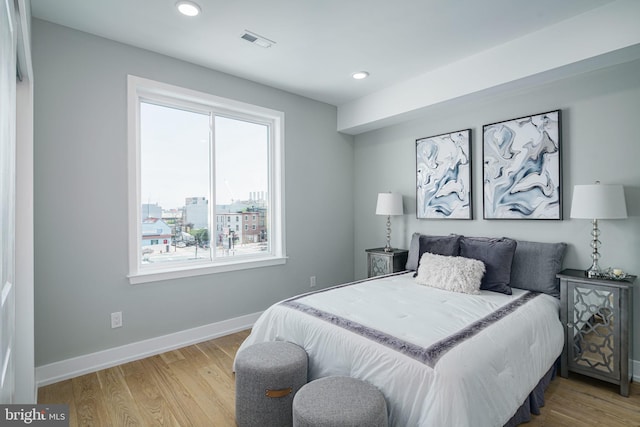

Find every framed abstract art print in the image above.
[482,110,562,220]
[416,129,472,219]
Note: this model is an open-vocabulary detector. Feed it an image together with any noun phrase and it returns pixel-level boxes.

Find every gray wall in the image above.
[33,19,354,366]
[32,17,640,366]
[353,59,640,358]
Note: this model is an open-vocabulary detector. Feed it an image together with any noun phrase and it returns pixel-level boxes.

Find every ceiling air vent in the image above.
[240,30,275,48]
[241,33,258,43]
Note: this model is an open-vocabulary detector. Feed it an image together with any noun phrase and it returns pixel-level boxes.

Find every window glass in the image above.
[140,102,210,265]
[128,76,285,283]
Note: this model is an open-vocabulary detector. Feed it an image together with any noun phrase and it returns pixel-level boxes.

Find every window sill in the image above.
[128,256,287,285]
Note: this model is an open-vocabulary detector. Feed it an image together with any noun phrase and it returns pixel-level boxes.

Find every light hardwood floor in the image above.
[38,329,640,426]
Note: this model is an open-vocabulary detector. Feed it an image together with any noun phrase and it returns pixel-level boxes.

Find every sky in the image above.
[140,102,268,210]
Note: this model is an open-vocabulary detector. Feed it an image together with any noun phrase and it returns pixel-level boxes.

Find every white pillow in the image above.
[415,252,485,294]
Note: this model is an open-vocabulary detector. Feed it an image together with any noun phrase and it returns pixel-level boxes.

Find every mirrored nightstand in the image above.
[366,248,408,278]
[557,268,636,396]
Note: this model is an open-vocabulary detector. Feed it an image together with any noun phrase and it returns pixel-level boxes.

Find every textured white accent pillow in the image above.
[415,252,485,294]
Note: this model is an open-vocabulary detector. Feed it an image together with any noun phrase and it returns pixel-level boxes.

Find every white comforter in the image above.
[237,272,563,426]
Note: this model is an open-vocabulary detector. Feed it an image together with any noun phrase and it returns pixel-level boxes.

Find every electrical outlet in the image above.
[310,276,316,288]
[111,311,123,329]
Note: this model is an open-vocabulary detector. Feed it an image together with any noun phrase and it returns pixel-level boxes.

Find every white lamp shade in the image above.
[570,184,627,219]
[376,192,404,216]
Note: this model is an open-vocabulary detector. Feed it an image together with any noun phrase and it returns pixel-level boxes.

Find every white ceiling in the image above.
[30,0,616,107]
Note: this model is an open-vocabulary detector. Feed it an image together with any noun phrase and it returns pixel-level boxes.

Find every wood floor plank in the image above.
[197,362,236,417]
[176,342,212,369]
[120,359,181,427]
[142,355,216,426]
[37,379,78,425]
[210,329,250,360]
[182,338,238,413]
[557,375,640,412]
[527,375,640,427]
[71,372,113,426]
[96,366,145,427]
[170,353,236,426]
[38,330,640,427]
[159,348,186,365]
[197,338,239,376]
[552,388,640,426]
[530,409,590,427]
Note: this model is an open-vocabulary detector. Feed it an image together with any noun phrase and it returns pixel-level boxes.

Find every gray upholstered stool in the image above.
[235,341,308,427]
[292,376,388,427]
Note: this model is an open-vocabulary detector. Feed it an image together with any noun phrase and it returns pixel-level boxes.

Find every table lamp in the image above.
[570,182,627,278]
[376,192,404,252]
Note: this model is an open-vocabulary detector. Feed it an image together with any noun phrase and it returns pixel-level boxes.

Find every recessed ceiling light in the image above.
[176,1,201,17]
[352,71,370,80]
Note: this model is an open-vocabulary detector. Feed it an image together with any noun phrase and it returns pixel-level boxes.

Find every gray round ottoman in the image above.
[235,341,308,427]
[292,376,388,427]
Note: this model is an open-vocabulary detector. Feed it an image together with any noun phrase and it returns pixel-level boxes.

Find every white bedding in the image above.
[237,272,564,426]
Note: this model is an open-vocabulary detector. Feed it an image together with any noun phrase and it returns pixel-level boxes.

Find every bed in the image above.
[236,235,568,427]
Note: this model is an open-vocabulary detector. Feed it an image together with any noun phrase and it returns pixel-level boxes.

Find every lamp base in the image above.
[384,215,393,252]
[585,218,602,278]
[585,266,601,278]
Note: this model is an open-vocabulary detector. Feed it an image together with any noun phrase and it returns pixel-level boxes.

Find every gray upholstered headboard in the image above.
[406,232,567,297]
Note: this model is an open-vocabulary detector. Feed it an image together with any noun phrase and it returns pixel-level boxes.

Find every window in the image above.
[128,76,285,284]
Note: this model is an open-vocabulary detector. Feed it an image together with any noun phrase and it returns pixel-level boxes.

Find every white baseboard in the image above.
[36,311,262,388]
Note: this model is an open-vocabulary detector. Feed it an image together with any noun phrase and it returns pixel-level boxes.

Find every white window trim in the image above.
[127,75,286,284]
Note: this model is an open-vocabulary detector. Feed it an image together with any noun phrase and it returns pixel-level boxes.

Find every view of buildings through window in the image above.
[140,102,269,265]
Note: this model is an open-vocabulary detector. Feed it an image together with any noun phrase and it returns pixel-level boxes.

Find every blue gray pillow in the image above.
[509,240,567,298]
[406,233,461,271]
[418,234,461,259]
[459,237,517,295]
[405,233,462,277]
